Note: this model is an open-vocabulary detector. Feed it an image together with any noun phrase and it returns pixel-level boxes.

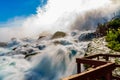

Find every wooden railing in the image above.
[62,54,120,80]
[85,54,120,61]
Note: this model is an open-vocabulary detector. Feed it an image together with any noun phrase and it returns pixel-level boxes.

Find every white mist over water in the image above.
[0,0,120,41]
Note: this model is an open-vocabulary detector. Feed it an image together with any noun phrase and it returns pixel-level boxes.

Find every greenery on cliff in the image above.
[106,28,120,51]
[96,18,120,51]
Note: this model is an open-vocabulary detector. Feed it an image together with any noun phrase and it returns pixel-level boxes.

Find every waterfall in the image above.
[0,0,120,80]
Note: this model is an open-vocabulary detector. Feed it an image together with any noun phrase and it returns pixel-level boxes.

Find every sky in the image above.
[0,0,47,23]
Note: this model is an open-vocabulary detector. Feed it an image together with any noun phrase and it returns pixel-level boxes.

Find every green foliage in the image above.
[106,29,120,51]
[104,18,120,52]
[108,18,120,29]
[96,18,120,37]
[115,58,120,64]
[84,64,91,69]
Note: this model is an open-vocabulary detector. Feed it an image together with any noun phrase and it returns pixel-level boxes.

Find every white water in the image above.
[0,31,90,80]
[0,0,120,80]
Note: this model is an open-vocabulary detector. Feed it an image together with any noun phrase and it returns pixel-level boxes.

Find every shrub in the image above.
[95,18,120,37]
[107,18,120,30]
[106,29,120,51]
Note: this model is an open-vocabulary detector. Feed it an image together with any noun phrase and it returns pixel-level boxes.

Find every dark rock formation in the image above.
[79,32,96,41]
[38,36,46,40]
[36,45,46,50]
[71,32,77,36]
[0,42,7,47]
[24,52,38,59]
[53,40,72,45]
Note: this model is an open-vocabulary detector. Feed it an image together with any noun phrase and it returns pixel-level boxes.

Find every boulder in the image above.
[71,32,77,36]
[51,31,66,39]
[24,52,38,59]
[79,32,96,41]
[0,42,7,47]
[36,45,46,50]
[38,36,46,40]
[53,40,72,45]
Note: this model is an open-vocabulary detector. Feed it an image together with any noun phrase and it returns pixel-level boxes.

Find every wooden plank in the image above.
[113,76,120,80]
[62,63,115,80]
[85,54,120,59]
[115,64,120,67]
[76,58,107,67]
[77,63,81,73]
[85,54,101,59]
[62,54,120,80]
[100,54,120,57]
[105,72,112,80]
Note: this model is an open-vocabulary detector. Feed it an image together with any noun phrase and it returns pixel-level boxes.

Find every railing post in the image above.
[97,56,99,60]
[105,72,112,80]
[106,56,109,61]
[105,56,109,61]
[77,63,81,73]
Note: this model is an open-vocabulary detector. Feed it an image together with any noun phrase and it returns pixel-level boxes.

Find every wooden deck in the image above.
[62,54,120,80]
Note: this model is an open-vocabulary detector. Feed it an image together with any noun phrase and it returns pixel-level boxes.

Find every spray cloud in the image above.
[0,0,120,41]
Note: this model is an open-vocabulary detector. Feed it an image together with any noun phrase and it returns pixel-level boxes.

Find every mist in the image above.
[0,0,120,41]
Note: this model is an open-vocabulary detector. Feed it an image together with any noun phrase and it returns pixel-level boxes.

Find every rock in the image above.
[20,50,28,55]
[12,47,17,50]
[79,32,96,41]
[24,52,38,59]
[27,49,34,53]
[85,37,119,55]
[71,32,77,36]
[0,42,7,47]
[23,44,29,47]
[7,38,20,47]
[53,41,61,45]
[53,40,72,46]
[51,31,66,39]
[38,36,46,40]
[37,45,46,50]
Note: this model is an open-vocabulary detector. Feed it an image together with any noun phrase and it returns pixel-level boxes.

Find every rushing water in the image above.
[0,31,91,80]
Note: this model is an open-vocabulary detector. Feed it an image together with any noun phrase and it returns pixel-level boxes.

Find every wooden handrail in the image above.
[62,54,120,80]
[76,58,107,66]
[86,53,120,59]
[62,63,115,80]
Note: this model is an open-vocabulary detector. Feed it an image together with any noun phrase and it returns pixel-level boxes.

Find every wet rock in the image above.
[23,44,29,47]
[12,47,17,50]
[71,32,77,36]
[0,42,7,47]
[69,50,77,59]
[7,38,20,47]
[79,32,96,41]
[24,52,38,59]
[53,40,72,46]
[37,45,46,50]
[38,36,46,40]
[52,31,66,39]
[27,49,34,53]
[20,50,28,55]
[61,40,72,45]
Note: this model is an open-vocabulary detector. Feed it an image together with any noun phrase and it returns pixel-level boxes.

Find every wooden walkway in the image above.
[62,54,120,80]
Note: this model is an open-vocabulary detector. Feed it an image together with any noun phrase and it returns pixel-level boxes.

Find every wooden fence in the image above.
[62,54,120,80]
